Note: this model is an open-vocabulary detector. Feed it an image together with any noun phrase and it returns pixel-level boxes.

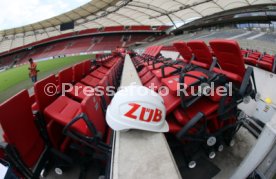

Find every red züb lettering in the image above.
[139,108,154,122]
[124,103,163,122]
[124,103,140,119]
[152,108,162,122]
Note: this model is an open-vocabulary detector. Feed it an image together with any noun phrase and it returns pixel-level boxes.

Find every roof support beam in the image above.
[167,14,177,28]
[211,0,225,10]
[190,7,204,17]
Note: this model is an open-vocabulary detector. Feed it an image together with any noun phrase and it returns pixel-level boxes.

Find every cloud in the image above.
[0,0,90,31]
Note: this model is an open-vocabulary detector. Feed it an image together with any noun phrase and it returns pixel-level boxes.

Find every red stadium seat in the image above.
[140,71,155,84]
[0,90,45,168]
[51,95,106,137]
[73,63,84,82]
[173,98,219,126]
[152,65,182,79]
[138,67,149,77]
[34,75,75,148]
[98,76,111,108]
[173,41,193,63]
[147,62,166,70]
[161,71,208,95]
[68,82,90,101]
[244,51,262,66]
[89,69,106,79]
[35,72,111,153]
[152,46,163,58]
[44,96,82,129]
[34,75,59,116]
[45,92,110,154]
[58,67,73,86]
[97,66,110,74]
[0,90,70,178]
[244,57,258,66]
[81,74,102,87]
[143,76,163,92]
[210,40,246,83]
[256,55,276,72]
[187,40,214,69]
[102,60,116,68]
[159,88,181,114]
[58,67,90,102]
[83,60,92,75]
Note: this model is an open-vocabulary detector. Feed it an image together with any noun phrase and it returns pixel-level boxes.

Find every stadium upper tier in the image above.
[0,0,274,51]
[0,31,167,68]
[0,25,169,54]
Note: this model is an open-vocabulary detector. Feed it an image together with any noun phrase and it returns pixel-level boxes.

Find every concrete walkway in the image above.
[110,55,181,179]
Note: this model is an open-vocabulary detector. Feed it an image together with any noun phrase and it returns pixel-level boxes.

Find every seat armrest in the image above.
[272,55,276,73]
[239,67,257,98]
[33,111,51,146]
[161,64,181,78]
[209,57,217,71]
[179,73,208,108]
[63,113,111,153]
[188,54,195,64]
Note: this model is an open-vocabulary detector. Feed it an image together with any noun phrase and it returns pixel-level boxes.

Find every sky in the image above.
[0,0,90,30]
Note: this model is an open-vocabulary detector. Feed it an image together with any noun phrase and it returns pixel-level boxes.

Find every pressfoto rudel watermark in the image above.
[44,82,233,97]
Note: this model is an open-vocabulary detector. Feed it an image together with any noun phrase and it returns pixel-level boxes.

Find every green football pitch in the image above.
[0,54,94,102]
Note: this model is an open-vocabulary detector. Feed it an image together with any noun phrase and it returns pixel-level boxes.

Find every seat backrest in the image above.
[209,39,246,78]
[73,63,83,82]
[98,76,111,106]
[83,60,91,75]
[81,96,106,137]
[187,40,213,66]
[150,46,155,57]
[147,46,153,56]
[150,46,155,55]
[262,54,274,62]
[0,90,45,167]
[58,67,73,87]
[144,47,151,56]
[143,47,150,56]
[153,46,163,58]
[173,41,193,61]
[34,75,58,112]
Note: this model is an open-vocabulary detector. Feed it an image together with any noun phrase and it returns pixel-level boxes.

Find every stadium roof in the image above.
[0,0,275,36]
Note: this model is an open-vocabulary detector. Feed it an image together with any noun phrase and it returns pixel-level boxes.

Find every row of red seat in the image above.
[131,39,256,166]
[140,45,164,60]
[0,54,124,178]
[242,49,276,73]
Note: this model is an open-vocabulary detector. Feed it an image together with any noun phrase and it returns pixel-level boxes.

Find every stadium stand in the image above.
[0,25,170,54]
[0,26,170,69]
[1,0,276,178]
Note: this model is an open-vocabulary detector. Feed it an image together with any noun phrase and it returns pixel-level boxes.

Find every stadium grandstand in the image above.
[0,0,276,179]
